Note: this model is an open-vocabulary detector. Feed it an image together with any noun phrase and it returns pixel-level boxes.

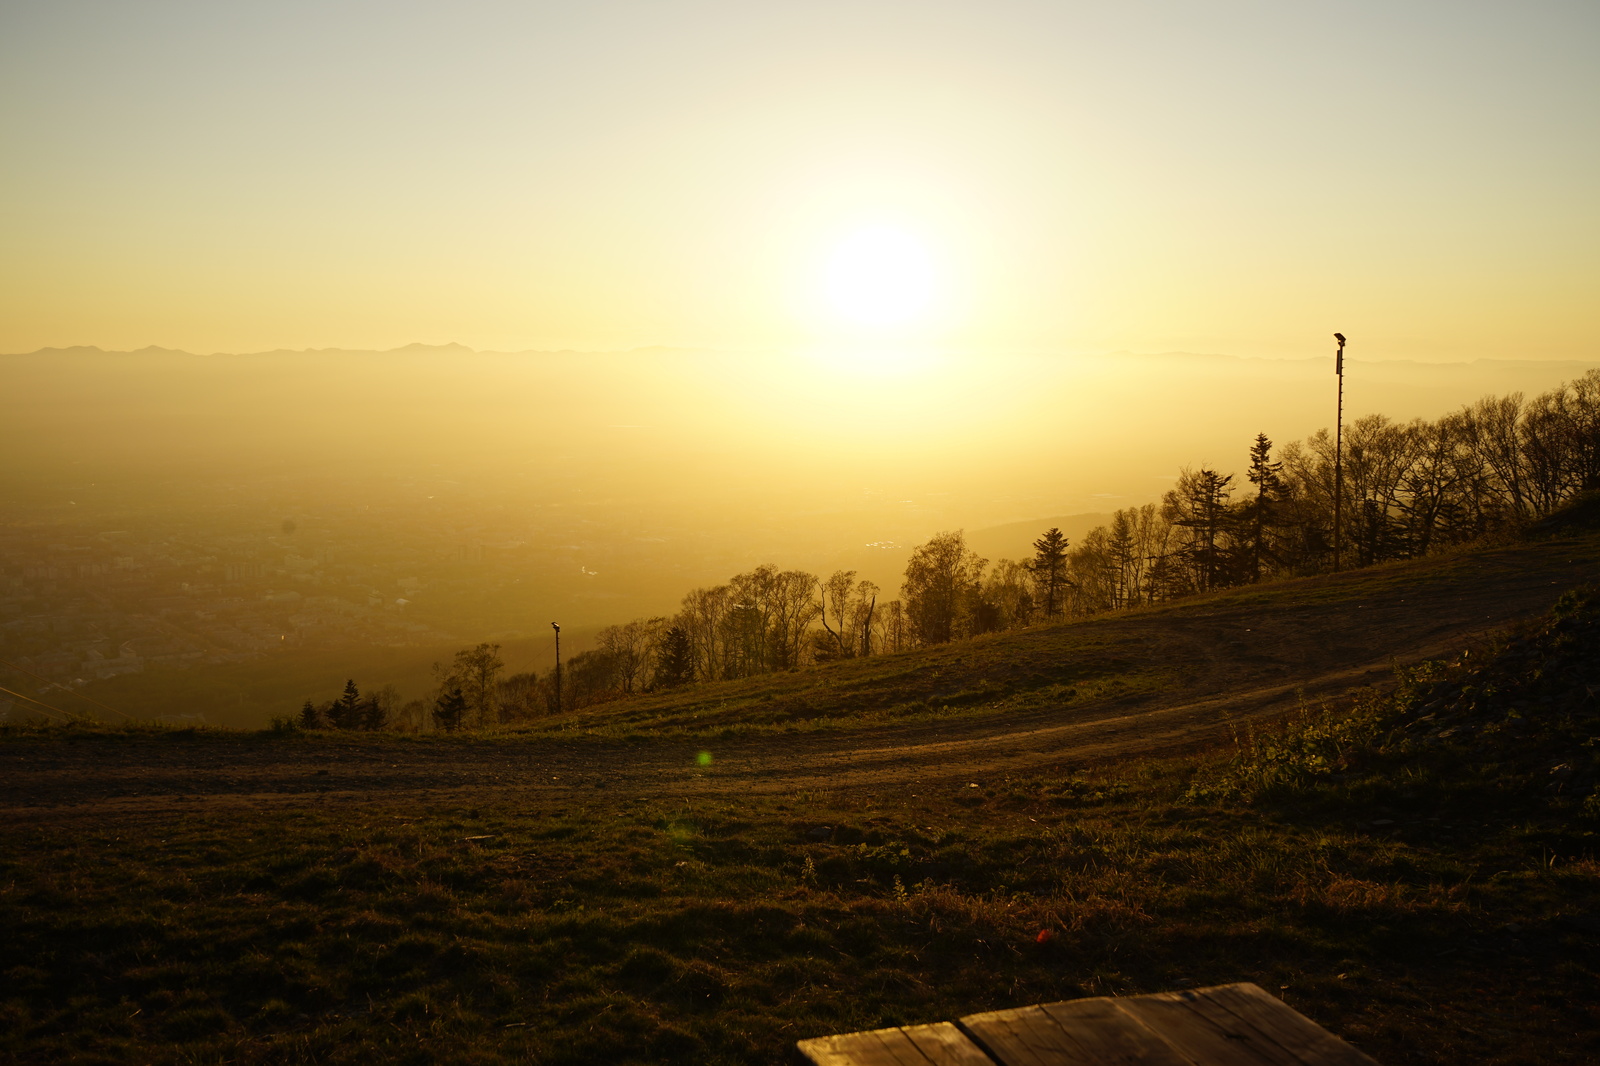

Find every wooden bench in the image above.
[797,982,1379,1065]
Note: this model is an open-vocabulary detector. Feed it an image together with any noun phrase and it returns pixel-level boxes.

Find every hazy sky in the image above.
[2,0,1595,360]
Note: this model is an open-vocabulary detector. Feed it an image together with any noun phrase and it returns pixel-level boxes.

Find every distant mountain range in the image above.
[8,343,1598,372]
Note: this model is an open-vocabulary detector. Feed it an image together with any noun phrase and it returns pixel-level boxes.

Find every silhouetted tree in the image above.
[1244,433,1282,582]
[298,699,322,730]
[815,571,879,660]
[852,580,879,657]
[597,619,661,694]
[432,686,467,732]
[565,648,625,707]
[328,679,362,730]
[361,684,399,731]
[1165,468,1236,592]
[434,643,504,728]
[873,599,908,654]
[975,559,1030,629]
[497,672,541,721]
[396,698,428,732]
[1067,527,1117,614]
[1105,514,1137,608]
[1028,528,1070,618]
[677,566,818,679]
[902,531,986,645]
[816,569,859,661]
[655,625,695,687]
[1119,503,1170,605]
[678,584,733,681]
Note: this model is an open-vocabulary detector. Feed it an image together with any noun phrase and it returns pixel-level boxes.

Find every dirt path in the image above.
[6,535,1598,820]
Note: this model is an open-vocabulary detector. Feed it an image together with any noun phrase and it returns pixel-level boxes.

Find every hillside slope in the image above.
[6,525,1600,814]
[5,527,1600,1066]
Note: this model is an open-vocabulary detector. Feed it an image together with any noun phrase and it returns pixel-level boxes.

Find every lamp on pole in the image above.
[550,622,562,714]
[1332,332,1347,572]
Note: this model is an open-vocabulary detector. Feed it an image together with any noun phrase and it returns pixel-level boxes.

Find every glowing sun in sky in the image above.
[821,224,940,330]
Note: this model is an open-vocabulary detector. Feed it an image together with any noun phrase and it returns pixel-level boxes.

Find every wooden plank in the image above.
[1038,997,1202,1065]
[901,1022,1004,1066]
[798,1022,995,1066]
[1118,983,1377,1066]
[959,1003,1093,1066]
[799,984,1380,1066]
[1117,986,1298,1066]
[1172,983,1378,1066]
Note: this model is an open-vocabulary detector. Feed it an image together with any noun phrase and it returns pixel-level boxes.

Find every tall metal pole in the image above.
[551,621,562,714]
[1332,333,1346,572]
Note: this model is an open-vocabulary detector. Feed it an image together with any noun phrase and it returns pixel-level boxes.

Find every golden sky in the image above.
[1,0,1596,360]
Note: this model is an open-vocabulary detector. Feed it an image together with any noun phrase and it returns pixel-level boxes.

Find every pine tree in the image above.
[329,679,361,730]
[298,699,322,730]
[1028,528,1070,618]
[1245,433,1283,582]
[655,625,695,688]
[1106,514,1136,609]
[359,694,386,731]
[1165,468,1236,591]
[432,686,467,732]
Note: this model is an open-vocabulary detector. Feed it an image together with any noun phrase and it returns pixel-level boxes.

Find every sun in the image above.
[821,225,939,330]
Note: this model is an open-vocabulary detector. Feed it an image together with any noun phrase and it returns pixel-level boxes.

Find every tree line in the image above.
[301,369,1599,728]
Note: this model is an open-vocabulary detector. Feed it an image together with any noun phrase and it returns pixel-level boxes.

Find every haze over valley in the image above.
[3,344,1594,725]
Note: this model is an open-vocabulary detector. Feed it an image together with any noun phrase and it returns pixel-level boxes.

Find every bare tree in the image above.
[902,531,987,645]
[873,598,908,655]
[434,642,504,729]
[1122,503,1170,605]
[597,618,661,694]
[816,570,878,660]
[678,584,733,682]
[496,672,541,721]
[1067,527,1116,614]
[983,559,1035,629]
[767,567,821,670]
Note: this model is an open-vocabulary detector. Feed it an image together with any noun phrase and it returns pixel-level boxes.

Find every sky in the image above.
[1,0,1596,361]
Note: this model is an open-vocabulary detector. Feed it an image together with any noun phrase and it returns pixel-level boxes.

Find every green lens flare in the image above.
[696,751,712,767]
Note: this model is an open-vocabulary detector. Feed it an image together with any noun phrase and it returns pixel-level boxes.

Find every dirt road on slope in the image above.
[5,534,1599,819]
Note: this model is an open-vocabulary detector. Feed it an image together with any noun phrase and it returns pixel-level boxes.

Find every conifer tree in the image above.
[360,690,388,731]
[298,699,322,730]
[1165,468,1236,591]
[432,686,467,732]
[1245,432,1283,582]
[655,625,695,688]
[329,679,361,730]
[1028,527,1070,618]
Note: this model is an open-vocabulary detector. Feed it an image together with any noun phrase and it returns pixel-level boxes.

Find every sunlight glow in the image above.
[822,225,939,329]
[807,342,941,380]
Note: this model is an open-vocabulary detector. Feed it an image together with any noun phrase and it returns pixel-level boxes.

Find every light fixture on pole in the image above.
[1332,333,1346,572]
[551,621,562,714]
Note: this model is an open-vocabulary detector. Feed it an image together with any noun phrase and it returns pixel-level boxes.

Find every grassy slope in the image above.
[4,528,1600,1064]
[525,528,1600,741]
